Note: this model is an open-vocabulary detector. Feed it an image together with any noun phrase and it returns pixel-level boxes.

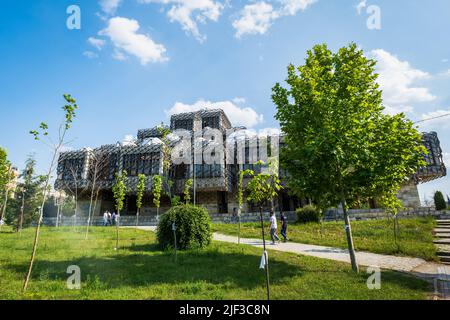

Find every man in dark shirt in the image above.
[280,211,289,242]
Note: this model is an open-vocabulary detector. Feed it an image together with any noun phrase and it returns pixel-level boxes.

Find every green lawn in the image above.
[212,217,437,261]
[0,226,430,300]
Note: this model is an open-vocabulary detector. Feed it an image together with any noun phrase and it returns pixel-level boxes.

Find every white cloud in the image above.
[165,99,264,128]
[443,152,450,167]
[88,37,106,50]
[138,0,224,42]
[122,134,137,146]
[99,0,122,15]
[83,51,99,59]
[232,2,278,38]
[232,97,246,104]
[368,49,436,115]
[99,17,168,65]
[439,69,450,77]
[419,109,450,130]
[232,0,317,38]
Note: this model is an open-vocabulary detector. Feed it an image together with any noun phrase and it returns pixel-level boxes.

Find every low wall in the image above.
[325,208,450,221]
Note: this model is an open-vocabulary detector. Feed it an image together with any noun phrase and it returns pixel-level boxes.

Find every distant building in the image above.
[54,109,446,217]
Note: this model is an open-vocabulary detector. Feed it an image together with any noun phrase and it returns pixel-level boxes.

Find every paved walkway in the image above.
[130,226,450,299]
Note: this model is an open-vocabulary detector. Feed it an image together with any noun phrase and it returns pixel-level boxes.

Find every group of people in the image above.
[102,211,120,226]
[269,211,289,245]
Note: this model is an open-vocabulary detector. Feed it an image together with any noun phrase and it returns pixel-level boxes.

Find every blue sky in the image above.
[0,0,449,203]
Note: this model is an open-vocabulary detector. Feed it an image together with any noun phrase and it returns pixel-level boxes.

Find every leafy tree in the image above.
[183,178,193,204]
[0,147,14,228]
[152,175,162,219]
[136,174,146,226]
[272,43,426,272]
[434,191,447,211]
[246,162,283,301]
[112,170,128,250]
[24,94,78,291]
[5,156,45,231]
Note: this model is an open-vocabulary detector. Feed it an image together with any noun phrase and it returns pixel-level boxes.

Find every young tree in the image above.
[136,174,146,226]
[272,43,426,272]
[157,125,176,205]
[152,175,162,220]
[112,170,128,250]
[60,159,86,229]
[434,191,447,211]
[183,178,193,204]
[237,169,253,244]
[23,94,78,291]
[246,162,283,301]
[85,151,109,239]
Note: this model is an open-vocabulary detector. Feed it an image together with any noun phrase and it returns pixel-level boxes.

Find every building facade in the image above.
[54,109,447,217]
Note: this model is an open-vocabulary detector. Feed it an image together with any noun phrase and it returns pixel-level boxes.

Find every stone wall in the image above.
[397,181,421,209]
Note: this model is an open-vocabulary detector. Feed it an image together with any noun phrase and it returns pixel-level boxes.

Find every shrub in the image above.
[296,205,322,223]
[157,204,212,250]
[434,191,447,211]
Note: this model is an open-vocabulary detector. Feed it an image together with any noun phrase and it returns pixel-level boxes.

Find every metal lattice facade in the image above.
[55,109,446,216]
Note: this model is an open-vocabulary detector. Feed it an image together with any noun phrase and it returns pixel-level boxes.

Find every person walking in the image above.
[103,211,109,226]
[111,212,117,226]
[269,211,280,245]
[280,211,289,242]
[107,211,112,226]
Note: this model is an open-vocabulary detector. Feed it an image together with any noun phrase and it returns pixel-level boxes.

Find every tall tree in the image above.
[85,151,109,239]
[272,43,426,272]
[23,94,78,291]
[0,147,14,228]
[6,156,45,232]
[136,174,146,226]
[152,175,162,220]
[112,170,127,250]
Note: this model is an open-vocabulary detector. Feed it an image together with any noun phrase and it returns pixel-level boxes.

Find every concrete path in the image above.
[130,226,450,299]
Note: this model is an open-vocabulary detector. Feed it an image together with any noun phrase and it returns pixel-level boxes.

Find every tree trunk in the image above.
[23,139,62,292]
[115,210,120,250]
[259,206,270,301]
[85,189,96,240]
[56,204,61,228]
[136,208,140,227]
[237,208,242,245]
[341,198,359,273]
[18,190,26,233]
[0,187,9,231]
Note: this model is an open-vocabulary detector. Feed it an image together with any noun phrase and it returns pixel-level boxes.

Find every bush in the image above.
[296,205,322,223]
[434,191,447,211]
[157,204,212,250]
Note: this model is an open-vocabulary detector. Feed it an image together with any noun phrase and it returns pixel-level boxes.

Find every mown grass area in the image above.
[0,226,429,300]
[212,217,437,261]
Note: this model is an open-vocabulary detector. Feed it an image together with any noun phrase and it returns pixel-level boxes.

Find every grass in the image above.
[212,217,437,261]
[0,226,430,300]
